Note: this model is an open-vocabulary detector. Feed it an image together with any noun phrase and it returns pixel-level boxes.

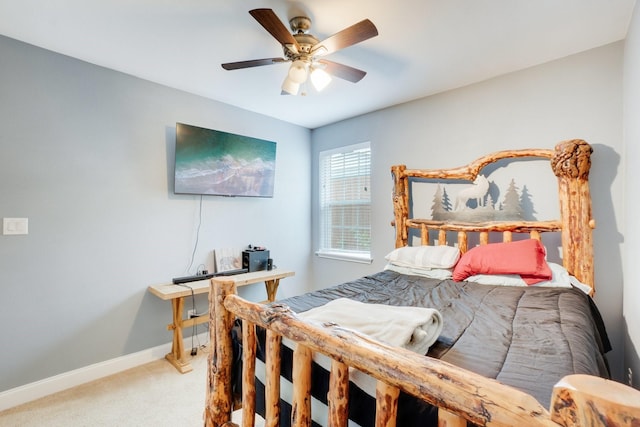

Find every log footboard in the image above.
[204,281,640,427]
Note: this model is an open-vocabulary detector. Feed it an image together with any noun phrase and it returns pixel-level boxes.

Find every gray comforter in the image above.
[247,270,610,426]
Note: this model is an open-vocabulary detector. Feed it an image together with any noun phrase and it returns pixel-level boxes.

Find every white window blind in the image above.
[318,142,371,263]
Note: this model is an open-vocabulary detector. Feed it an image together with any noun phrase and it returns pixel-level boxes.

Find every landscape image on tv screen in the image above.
[174,123,276,197]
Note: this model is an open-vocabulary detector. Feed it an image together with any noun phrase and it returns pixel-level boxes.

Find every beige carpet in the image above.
[0,346,226,427]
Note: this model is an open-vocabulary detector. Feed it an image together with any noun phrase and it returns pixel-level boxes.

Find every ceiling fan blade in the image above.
[311,19,378,56]
[249,9,300,51]
[317,59,367,83]
[222,58,287,70]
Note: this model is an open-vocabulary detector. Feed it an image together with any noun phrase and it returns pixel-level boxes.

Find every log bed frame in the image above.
[204,140,640,427]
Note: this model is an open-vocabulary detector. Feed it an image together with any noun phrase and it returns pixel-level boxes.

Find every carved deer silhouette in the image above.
[454,175,489,211]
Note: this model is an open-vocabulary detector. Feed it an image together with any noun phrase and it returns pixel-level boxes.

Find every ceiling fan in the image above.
[221,9,378,96]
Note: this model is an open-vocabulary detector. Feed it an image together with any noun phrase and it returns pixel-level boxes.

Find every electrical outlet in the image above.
[187,309,197,318]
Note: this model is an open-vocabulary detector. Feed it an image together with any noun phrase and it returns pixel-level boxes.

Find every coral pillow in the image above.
[452,239,552,285]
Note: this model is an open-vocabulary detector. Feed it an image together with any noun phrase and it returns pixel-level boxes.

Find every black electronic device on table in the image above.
[172,269,249,284]
[242,247,270,272]
[172,273,214,284]
[215,268,248,276]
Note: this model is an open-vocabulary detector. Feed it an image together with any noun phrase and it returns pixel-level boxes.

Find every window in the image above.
[317,142,372,263]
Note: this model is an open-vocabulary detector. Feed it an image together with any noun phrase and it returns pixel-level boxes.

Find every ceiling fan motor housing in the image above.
[289,16,311,33]
[289,34,318,56]
[283,17,318,60]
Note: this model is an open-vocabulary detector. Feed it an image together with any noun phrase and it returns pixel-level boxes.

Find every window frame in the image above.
[316,141,373,264]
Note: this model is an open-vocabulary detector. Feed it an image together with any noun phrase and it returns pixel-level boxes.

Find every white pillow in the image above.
[465,263,591,293]
[464,272,526,287]
[384,263,453,280]
[385,245,461,269]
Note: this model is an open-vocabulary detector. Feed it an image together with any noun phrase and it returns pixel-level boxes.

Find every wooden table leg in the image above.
[264,278,281,302]
[165,296,193,373]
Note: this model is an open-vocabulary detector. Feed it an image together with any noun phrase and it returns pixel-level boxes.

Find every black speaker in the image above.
[242,250,270,272]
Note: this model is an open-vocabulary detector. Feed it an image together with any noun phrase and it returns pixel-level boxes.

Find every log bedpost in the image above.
[265,331,282,427]
[291,344,313,426]
[550,374,640,426]
[204,278,238,427]
[457,231,468,253]
[241,320,257,427]
[438,229,447,246]
[551,139,595,293]
[375,382,400,427]
[328,360,350,427]
[391,165,409,248]
[438,409,467,427]
[421,224,429,245]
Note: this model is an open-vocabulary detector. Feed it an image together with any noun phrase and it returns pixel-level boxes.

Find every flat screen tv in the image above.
[174,123,276,197]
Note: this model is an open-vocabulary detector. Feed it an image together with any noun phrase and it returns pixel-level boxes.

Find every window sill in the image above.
[315,251,373,264]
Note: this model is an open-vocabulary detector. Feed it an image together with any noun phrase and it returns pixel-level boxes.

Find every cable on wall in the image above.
[185,195,204,274]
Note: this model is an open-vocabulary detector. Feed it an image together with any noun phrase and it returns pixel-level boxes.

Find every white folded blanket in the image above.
[297,298,443,355]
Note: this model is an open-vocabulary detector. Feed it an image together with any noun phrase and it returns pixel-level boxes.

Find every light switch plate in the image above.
[3,218,28,235]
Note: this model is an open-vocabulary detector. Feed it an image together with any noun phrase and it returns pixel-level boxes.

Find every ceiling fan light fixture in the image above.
[288,60,309,84]
[310,67,332,91]
[281,76,300,95]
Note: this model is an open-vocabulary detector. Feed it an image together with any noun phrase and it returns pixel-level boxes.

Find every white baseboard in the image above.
[0,333,208,412]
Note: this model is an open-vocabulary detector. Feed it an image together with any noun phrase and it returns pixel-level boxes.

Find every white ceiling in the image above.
[0,1,636,129]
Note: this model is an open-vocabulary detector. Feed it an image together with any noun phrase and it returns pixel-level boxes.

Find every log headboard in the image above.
[390,139,595,294]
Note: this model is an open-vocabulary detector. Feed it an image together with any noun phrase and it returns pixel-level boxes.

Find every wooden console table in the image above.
[148,268,295,373]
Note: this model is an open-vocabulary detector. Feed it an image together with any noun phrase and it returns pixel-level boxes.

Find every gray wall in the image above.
[311,42,627,381]
[623,3,640,388]
[0,35,311,392]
